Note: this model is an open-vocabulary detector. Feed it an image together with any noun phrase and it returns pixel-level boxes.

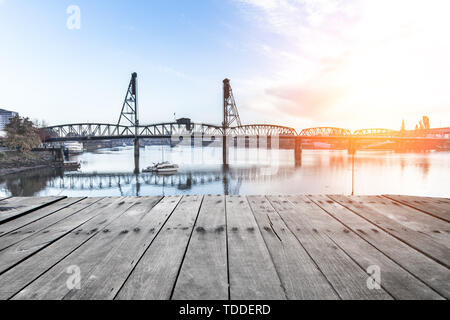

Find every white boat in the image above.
[143,145,178,173]
[64,141,84,154]
[143,161,179,173]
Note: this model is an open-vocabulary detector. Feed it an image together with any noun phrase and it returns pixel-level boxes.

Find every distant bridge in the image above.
[41,73,450,168]
[299,127,352,137]
[41,73,448,142]
[42,122,299,142]
[42,121,449,142]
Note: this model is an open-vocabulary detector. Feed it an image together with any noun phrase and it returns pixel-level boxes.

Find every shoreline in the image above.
[0,149,62,178]
[0,165,52,177]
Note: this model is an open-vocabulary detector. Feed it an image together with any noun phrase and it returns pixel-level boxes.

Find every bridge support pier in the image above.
[294,138,302,166]
[222,135,228,165]
[396,140,407,153]
[134,138,140,174]
[348,138,356,155]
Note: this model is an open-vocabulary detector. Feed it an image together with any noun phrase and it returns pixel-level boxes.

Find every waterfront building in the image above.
[0,108,19,130]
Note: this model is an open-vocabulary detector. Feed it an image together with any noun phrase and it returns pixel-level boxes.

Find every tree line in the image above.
[3,115,43,153]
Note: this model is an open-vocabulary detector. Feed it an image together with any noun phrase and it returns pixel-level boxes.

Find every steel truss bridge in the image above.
[42,123,450,143]
[41,73,450,144]
[42,123,299,142]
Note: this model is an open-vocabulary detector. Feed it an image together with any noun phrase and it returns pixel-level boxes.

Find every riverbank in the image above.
[0,150,56,177]
[0,165,51,177]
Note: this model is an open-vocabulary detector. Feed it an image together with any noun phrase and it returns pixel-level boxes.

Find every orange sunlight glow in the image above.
[237,0,450,131]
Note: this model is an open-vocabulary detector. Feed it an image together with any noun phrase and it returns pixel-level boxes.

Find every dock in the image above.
[0,194,448,300]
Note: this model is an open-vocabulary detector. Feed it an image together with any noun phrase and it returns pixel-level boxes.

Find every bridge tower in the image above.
[118,72,140,173]
[222,78,242,128]
[222,79,241,164]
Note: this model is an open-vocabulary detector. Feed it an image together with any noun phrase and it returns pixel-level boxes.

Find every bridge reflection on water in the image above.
[0,166,296,196]
[0,148,448,198]
[48,166,296,196]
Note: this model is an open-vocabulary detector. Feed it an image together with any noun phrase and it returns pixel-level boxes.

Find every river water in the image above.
[0,146,448,197]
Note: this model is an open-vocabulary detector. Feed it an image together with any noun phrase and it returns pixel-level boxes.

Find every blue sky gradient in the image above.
[1,0,449,130]
[0,0,261,126]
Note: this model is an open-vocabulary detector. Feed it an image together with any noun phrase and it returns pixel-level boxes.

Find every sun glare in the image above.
[259,0,450,130]
[334,0,450,129]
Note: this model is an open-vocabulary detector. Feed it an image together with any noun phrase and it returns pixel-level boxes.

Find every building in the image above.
[0,108,18,130]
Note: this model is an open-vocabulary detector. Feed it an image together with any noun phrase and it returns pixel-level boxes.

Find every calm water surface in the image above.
[0,146,448,197]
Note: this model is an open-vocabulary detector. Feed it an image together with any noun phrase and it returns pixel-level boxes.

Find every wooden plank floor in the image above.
[0,195,448,300]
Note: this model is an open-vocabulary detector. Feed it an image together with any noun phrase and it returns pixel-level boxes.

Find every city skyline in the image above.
[0,0,449,131]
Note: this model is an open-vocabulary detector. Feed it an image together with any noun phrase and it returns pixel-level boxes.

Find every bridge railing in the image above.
[41,123,450,142]
[299,127,352,137]
[42,122,298,142]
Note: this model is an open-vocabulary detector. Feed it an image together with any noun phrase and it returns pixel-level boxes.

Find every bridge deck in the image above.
[0,195,448,300]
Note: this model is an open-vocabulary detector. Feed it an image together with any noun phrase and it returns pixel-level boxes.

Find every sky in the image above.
[0,0,449,131]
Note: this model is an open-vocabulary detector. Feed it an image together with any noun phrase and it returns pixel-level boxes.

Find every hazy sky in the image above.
[0,0,449,131]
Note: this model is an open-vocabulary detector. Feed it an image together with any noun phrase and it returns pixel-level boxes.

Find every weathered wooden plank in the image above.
[0,196,66,224]
[268,195,391,300]
[0,196,63,211]
[0,197,135,300]
[0,197,92,251]
[0,198,109,275]
[1,194,447,301]
[0,197,29,205]
[329,195,450,268]
[306,195,445,300]
[65,196,182,300]
[172,195,228,300]
[384,195,450,223]
[116,195,203,300]
[13,197,162,300]
[0,197,129,274]
[353,196,449,247]
[247,195,339,300]
[227,195,286,300]
[388,195,450,205]
[320,195,450,298]
[0,197,85,239]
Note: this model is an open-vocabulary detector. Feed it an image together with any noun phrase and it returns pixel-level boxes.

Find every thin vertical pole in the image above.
[294,138,302,167]
[223,79,228,165]
[133,73,140,174]
[351,152,355,196]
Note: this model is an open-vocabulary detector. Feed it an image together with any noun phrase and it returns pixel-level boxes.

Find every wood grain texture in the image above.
[227,195,286,300]
[13,197,161,300]
[353,196,449,247]
[0,197,66,224]
[307,195,445,300]
[268,195,391,300]
[0,195,447,300]
[0,197,85,239]
[0,197,107,275]
[172,195,228,300]
[325,195,450,298]
[0,197,133,300]
[248,195,339,300]
[329,195,450,268]
[67,196,182,300]
[0,197,93,251]
[384,195,450,223]
[116,195,203,300]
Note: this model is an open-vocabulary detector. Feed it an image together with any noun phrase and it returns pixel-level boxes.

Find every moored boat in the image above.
[64,141,84,154]
[143,161,179,173]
